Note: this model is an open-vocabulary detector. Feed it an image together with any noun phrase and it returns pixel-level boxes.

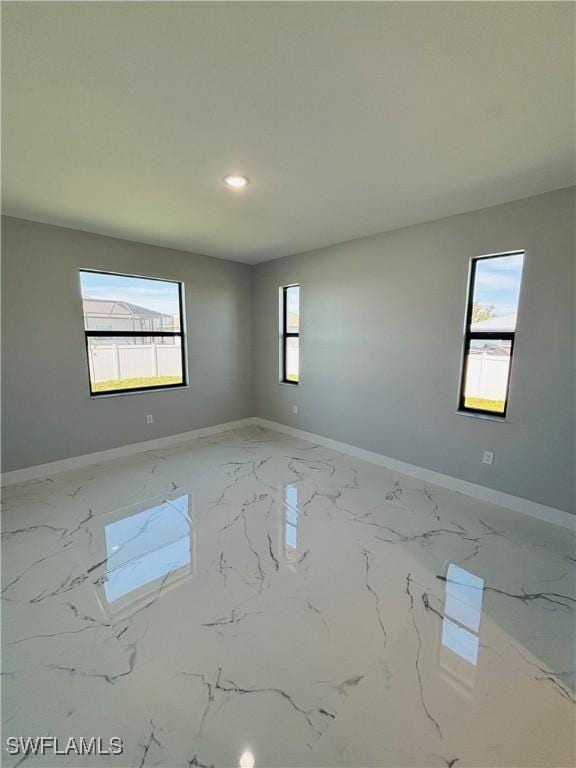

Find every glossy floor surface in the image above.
[2,426,575,768]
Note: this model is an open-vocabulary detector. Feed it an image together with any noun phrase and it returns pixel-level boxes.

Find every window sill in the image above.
[90,385,190,399]
[279,381,299,388]
[455,409,507,423]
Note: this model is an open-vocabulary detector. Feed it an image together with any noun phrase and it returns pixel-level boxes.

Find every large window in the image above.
[280,284,300,384]
[459,252,524,417]
[79,270,186,395]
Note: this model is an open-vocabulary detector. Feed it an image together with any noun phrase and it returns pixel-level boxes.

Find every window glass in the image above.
[80,272,181,332]
[469,253,524,333]
[461,339,512,415]
[281,285,300,384]
[80,271,185,395]
[285,337,299,383]
[459,253,523,417]
[286,285,300,333]
[86,335,184,393]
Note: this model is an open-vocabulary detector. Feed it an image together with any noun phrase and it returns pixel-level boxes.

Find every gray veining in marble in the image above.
[2,426,575,767]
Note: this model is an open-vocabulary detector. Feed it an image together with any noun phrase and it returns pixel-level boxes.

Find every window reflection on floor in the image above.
[441,617,479,666]
[283,485,299,562]
[439,563,484,689]
[103,494,192,608]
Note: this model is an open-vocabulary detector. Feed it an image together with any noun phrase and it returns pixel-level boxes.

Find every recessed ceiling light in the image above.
[239,751,255,768]
[223,174,249,190]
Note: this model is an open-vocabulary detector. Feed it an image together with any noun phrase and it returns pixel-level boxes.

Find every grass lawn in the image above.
[464,396,505,414]
[92,376,183,392]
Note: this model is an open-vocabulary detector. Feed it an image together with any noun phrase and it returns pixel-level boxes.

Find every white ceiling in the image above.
[3,2,574,264]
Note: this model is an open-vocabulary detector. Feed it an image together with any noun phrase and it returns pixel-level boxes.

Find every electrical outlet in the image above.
[292,405,298,415]
[146,415,154,425]
[483,450,494,465]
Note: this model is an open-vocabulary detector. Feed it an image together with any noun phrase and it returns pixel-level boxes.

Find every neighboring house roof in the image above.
[83,298,170,318]
[470,312,516,332]
[470,341,510,355]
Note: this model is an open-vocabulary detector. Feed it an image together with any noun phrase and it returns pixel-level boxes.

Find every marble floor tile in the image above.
[2,426,575,767]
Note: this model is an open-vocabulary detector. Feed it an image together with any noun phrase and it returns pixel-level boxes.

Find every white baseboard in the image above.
[1,417,257,487]
[3,414,573,530]
[255,418,575,531]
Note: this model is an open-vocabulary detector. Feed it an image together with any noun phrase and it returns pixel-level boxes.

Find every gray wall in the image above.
[3,189,574,514]
[1,217,254,471]
[253,188,575,514]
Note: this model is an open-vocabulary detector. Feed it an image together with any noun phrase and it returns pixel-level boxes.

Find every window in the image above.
[458,252,524,417]
[281,284,300,384]
[79,270,186,395]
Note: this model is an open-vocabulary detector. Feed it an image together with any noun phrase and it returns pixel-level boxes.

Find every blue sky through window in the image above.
[286,286,299,316]
[473,253,524,318]
[80,271,180,318]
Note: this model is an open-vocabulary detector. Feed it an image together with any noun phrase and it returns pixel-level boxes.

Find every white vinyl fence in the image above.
[88,344,507,394]
[465,352,509,399]
[88,343,181,382]
[286,345,299,380]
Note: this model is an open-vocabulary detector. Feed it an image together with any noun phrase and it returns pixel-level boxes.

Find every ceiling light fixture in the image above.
[239,751,255,768]
[223,174,249,190]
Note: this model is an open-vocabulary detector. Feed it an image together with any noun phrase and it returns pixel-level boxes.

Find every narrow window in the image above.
[281,284,300,384]
[79,270,186,395]
[459,252,524,417]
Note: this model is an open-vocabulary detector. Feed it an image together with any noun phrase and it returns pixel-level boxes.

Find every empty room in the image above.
[1,2,574,767]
